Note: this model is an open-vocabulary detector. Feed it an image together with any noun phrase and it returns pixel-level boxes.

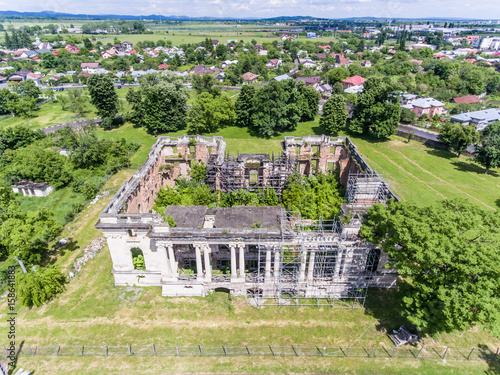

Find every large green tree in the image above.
[187,92,236,134]
[235,85,256,128]
[360,199,500,335]
[251,80,301,138]
[320,94,348,135]
[475,122,500,174]
[126,73,188,134]
[297,83,320,122]
[438,122,479,158]
[349,77,401,139]
[87,74,118,128]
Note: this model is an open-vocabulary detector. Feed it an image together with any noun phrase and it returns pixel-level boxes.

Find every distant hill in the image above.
[0,10,491,22]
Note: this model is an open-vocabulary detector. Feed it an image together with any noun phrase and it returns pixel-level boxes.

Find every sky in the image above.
[2,0,500,20]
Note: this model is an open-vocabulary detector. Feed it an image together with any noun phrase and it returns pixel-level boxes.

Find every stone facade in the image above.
[96,135,398,304]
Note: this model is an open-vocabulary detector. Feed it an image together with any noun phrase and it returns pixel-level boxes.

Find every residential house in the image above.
[306,32,316,38]
[314,53,327,60]
[296,76,321,88]
[450,108,500,130]
[316,84,333,98]
[403,97,446,117]
[102,49,119,59]
[212,40,219,47]
[265,59,281,69]
[26,72,43,86]
[330,53,350,66]
[299,58,318,69]
[451,95,480,105]
[342,75,366,89]
[241,72,259,83]
[158,64,170,70]
[122,41,133,51]
[81,62,102,73]
[274,74,291,82]
[20,50,38,59]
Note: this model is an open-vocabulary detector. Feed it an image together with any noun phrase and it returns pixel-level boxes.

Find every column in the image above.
[265,247,272,283]
[299,249,307,283]
[307,249,316,283]
[238,244,245,280]
[273,247,280,283]
[195,245,203,281]
[230,244,237,280]
[334,247,343,278]
[159,244,172,277]
[203,244,212,282]
[167,243,177,278]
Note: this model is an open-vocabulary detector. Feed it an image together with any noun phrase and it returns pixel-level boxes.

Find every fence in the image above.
[3,344,499,362]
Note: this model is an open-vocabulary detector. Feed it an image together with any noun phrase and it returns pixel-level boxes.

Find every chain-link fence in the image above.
[3,344,499,362]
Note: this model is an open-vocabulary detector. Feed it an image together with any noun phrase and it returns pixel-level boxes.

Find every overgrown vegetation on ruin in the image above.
[153,162,345,221]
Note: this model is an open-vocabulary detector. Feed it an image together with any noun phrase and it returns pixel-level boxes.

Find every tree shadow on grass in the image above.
[452,160,499,178]
[45,238,80,266]
[364,287,409,334]
[478,343,500,375]
[425,148,457,160]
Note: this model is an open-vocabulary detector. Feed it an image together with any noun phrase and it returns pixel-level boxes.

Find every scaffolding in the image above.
[247,209,376,308]
[206,152,297,194]
[347,172,390,205]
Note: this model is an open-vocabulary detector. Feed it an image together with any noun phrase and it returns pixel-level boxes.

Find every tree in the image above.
[251,80,301,138]
[400,107,417,124]
[187,92,236,134]
[360,199,500,335]
[87,74,118,128]
[474,122,500,174]
[16,266,66,307]
[191,74,220,96]
[320,94,348,135]
[438,122,479,158]
[349,77,401,139]
[297,84,320,122]
[127,73,188,134]
[235,85,256,128]
[66,90,89,120]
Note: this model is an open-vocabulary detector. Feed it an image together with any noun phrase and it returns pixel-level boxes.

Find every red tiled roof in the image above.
[452,95,480,104]
[342,75,366,86]
[158,64,170,70]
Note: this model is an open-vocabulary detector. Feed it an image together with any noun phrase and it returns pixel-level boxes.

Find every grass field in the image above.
[1,115,499,374]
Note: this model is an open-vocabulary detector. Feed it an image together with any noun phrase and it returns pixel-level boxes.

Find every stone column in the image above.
[265,247,272,283]
[273,247,280,283]
[307,249,316,283]
[230,244,237,281]
[203,244,212,282]
[158,244,172,278]
[167,243,177,279]
[299,248,307,283]
[195,245,203,281]
[238,244,245,280]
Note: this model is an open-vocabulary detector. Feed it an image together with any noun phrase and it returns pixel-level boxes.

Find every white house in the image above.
[11,181,54,197]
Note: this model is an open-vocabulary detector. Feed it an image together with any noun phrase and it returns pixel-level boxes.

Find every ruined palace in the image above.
[96,135,398,307]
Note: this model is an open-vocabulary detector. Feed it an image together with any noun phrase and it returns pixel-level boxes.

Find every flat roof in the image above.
[165,206,207,228]
[214,206,281,229]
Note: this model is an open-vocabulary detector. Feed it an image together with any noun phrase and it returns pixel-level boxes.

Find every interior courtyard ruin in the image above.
[96,135,399,307]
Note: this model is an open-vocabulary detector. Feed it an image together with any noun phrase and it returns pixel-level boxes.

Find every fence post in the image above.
[391,345,396,358]
[346,345,351,357]
[417,347,423,358]
[28,344,34,356]
[223,345,227,356]
[297,344,300,357]
[495,348,499,361]
[103,345,108,356]
[52,344,58,356]
[370,345,374,358]
[273,344,276,357]
[127,343,131,356]
[248,345,252,356]
[3,345,8,357]
[199,344,203,356]
[176,344,179,357]
[77,344,82,356]
[443,347,449,360]
[323,346,326,357]
[468,347,475,360]
[152,343,156,356]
